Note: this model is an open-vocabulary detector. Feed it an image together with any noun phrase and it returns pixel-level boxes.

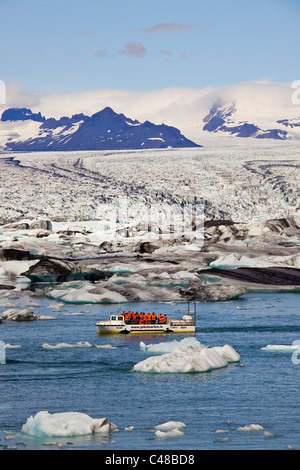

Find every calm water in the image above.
[0,291,300,450]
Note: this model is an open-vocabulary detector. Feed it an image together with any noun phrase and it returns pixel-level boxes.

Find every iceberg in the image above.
[237,424,264,432]
[154,421,186,432]
[155,428,185,439]
[21,411,118,437]
[139,337,202,354]
[261,344,300,353]
[42,341,93,349]
[134,343,240,374]
[154,421,186,439]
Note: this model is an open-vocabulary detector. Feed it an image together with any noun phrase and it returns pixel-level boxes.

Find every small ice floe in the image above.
[261,344,300,353]
[38,315,56,320]
[5,343,21,349]
[236,424,264,432]
[264,431,276,438]
[42,341,93,349]
[124,426,134,432]
[154,422,186,440]
[62,312,84,316]
[21,411,118,437]
[139,337,200,354]
[95,344,117,350]
[214,429,230,434]
[155,429,185,439]
[154,421,186,432]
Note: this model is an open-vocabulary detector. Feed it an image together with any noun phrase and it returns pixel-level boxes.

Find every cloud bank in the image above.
[1,80,299,143]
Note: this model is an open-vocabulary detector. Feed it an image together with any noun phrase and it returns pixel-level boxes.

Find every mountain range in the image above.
[202,100,293,140]
[0,106,201,151]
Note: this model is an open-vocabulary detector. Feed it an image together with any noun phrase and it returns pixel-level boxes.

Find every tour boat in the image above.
[95,303,196,334]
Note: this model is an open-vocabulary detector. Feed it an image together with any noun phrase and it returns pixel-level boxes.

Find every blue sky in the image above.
[0,0,300,95]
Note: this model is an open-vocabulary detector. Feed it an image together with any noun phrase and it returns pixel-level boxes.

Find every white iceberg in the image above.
[155,428,185,439]
[42,341,93,349]
[134,343,240,374]
[21,411,118,437]
[154,421,186,439]
[139,337,201,354]
[261,344,300,353]
[237,424,264,432]
[154,421,186,432]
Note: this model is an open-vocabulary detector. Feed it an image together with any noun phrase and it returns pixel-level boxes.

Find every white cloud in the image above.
[2,80,299,144]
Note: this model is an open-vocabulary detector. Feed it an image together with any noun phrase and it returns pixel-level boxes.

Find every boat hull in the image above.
[96,323,196,334]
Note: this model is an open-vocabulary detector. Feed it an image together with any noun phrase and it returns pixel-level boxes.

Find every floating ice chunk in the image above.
[21,411,118,437]
[1,308,39,321]
[261,344,300,353]
[95,344,117,349]
[42,341,92,349]
[264,431,275,438]
[155,429,185,439]
[139,337,202,354]
[5,343,21,349]
[210,344,241,363]
[133,344,238,374]
[154,421,186,432]
[124,426,134,432]
[237,424,264,432]
[38,315,56,320]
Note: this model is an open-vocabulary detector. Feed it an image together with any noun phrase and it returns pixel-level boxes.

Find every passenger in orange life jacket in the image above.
[158,314,164,324]
[151,312,157,324]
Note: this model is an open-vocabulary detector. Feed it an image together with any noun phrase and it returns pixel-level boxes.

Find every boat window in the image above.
[111,316,116,320]
[118,316,123,321]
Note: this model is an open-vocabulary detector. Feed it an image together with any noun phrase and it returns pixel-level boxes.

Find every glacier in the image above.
[0,141,299,301]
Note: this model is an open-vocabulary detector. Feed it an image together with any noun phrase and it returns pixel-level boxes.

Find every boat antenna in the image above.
[194,301,196,325]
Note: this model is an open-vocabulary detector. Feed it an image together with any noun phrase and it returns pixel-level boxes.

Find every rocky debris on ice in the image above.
[1,308,39,321]
[21,258,113,283]
[178,282,247,301]
[1,215,300,296]
[21,411,118,437]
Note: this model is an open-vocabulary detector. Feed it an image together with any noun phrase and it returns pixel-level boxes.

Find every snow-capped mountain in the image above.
[202,100,292,140]
[0,106,201,151]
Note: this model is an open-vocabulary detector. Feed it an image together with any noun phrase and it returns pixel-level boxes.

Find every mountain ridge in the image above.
[1,106,201,151]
